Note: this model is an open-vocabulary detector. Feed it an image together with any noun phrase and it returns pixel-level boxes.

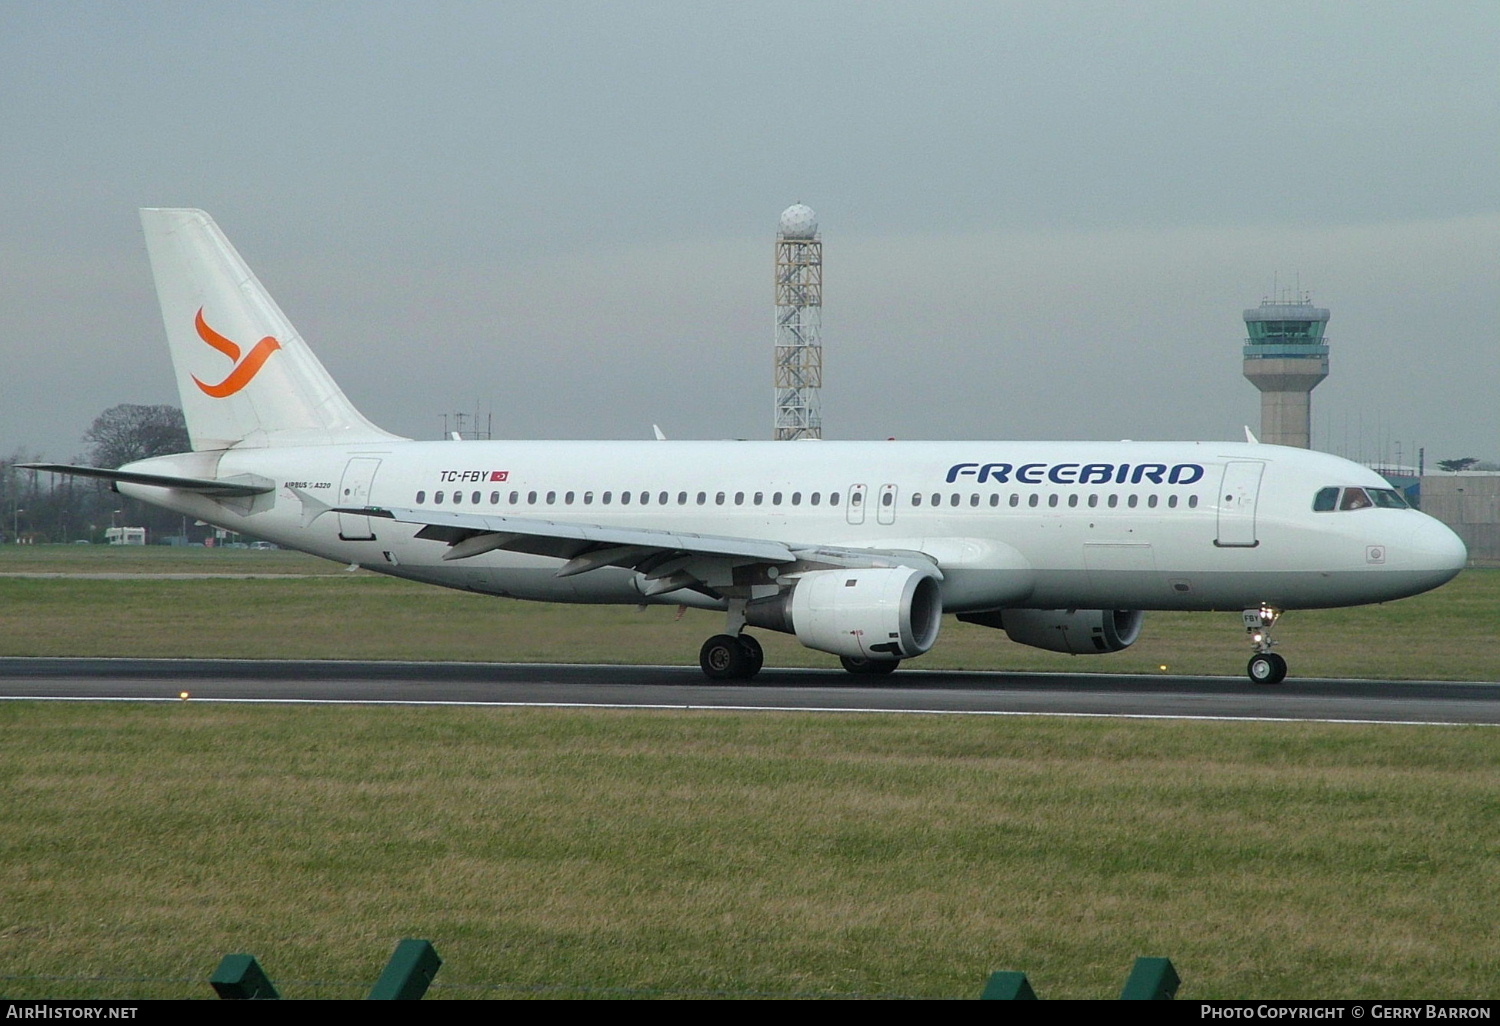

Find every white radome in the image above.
[779,204,818,239]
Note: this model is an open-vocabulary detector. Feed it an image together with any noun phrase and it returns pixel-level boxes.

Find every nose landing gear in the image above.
[1243,606,1287,685]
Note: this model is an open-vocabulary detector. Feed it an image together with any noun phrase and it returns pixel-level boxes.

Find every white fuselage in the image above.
[121,438,1467,615]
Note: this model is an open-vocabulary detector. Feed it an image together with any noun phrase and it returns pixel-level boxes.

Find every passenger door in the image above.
[1215,461,1263,548]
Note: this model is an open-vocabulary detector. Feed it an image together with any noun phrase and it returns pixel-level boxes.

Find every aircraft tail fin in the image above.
[139,208,403,451]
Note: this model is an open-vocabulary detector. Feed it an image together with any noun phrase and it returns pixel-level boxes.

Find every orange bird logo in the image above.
[192,308,282,397]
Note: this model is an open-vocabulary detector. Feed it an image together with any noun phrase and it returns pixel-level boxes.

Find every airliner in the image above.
[25,209,1468,685]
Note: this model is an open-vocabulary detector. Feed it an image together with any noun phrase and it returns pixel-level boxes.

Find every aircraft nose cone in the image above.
[1408,515,1468,581]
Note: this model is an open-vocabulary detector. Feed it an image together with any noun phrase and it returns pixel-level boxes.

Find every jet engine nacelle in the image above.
[746,566,943,661]
[959,608,1145,654]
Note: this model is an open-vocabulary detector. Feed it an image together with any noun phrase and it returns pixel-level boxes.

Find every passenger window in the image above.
[1189,495,1199,509]
[435,491,445,504]
[1048,494,1058,507]
[545,491,555,504]
[810,492,819,506]
[471,491,481,504]
[1148,494,1158,508]
[1168,495,1178,508]
[584,491,594,504]
[508,490,519,504]
[791,492,801,506]
[990,494,1000,507]
[1068,494,1079,507]
[1340,488,1373,511]
[754,492,764,505]
[882,492,893,507]
[490,491,500,504]
[829,493,840,506]
[773,492,783,505]
[969,494,979,507]
[736,492,746,505]
[950,493,960,507]
[1107,495,1118,508]
[716,492,726,505]
[1127,494,1138,508]
[912,494,922,507]
[697,492,707,505]
[931,493,940,506]
[602,491,612,504]
[564,491,575,505]
[1088,494,1098,508]
[620,491,631,505]
[1313,487,1339,512]
[659,491,669,505]
[677,492,687,505]
[416,491,426,504]
[850,492,861,505]
[1009,494,1020,507]
[1028,494,1039,508]
[640,491,649,505]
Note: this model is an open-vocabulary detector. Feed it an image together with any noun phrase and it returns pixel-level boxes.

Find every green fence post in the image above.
[1119,956,1180,1000]
[210,953,280,1000]
[368,938,443,1000]
[980,970,1038,999]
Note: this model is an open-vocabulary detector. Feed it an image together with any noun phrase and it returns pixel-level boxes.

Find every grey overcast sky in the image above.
[2,1,1496,464]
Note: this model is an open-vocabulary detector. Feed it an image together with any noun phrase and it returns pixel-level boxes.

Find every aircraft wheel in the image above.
[737,634,764,677]
[840,655,900,676]
[1247,652,1288,685]
[700,634,753,680]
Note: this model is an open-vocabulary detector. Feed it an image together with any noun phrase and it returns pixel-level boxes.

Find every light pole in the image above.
[12,508,23,544]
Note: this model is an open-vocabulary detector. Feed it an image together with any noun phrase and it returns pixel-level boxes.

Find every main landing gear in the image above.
[698,599,764,681]
[1243,606,1288,685]
[840,656,900,676]
[699,633,763,681]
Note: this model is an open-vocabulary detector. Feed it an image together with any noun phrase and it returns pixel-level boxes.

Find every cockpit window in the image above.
[1315,486,1411,512]
[1339,488,1373,511]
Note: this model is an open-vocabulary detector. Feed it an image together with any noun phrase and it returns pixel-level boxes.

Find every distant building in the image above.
[1419,474,1500,563]
[104,526,146,545]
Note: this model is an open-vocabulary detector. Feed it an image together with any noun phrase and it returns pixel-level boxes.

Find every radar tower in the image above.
[774,204,822,440]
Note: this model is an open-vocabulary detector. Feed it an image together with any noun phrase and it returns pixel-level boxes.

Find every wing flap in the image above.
[362,506,797,565]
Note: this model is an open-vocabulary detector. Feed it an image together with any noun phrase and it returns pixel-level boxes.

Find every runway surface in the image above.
[2,658,1497,725]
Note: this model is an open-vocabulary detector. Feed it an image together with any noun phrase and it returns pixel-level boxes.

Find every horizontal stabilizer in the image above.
[18,463,274,497]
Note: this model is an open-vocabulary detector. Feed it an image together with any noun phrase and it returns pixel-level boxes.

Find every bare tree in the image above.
[82,404,189,469]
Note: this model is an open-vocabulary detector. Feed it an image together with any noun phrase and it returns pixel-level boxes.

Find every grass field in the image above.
[1,545,1496,680]
[1,705,1497,1000]
[1,546,1496,1000]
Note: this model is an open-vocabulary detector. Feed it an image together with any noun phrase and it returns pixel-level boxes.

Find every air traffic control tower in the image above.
[1241,294,1330,448]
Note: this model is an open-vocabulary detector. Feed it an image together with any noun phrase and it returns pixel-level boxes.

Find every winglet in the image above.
[652,425,667,441]
[1244,426,1260,445]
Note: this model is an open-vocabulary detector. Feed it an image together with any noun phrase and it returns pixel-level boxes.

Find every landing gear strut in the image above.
[1243,606,1287,685]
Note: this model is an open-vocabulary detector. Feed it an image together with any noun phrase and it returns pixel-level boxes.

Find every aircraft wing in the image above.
[17,463,274,497]
[353,505,940,597]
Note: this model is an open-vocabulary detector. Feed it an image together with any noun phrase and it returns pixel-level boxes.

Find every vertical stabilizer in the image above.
[140,208,404,450]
